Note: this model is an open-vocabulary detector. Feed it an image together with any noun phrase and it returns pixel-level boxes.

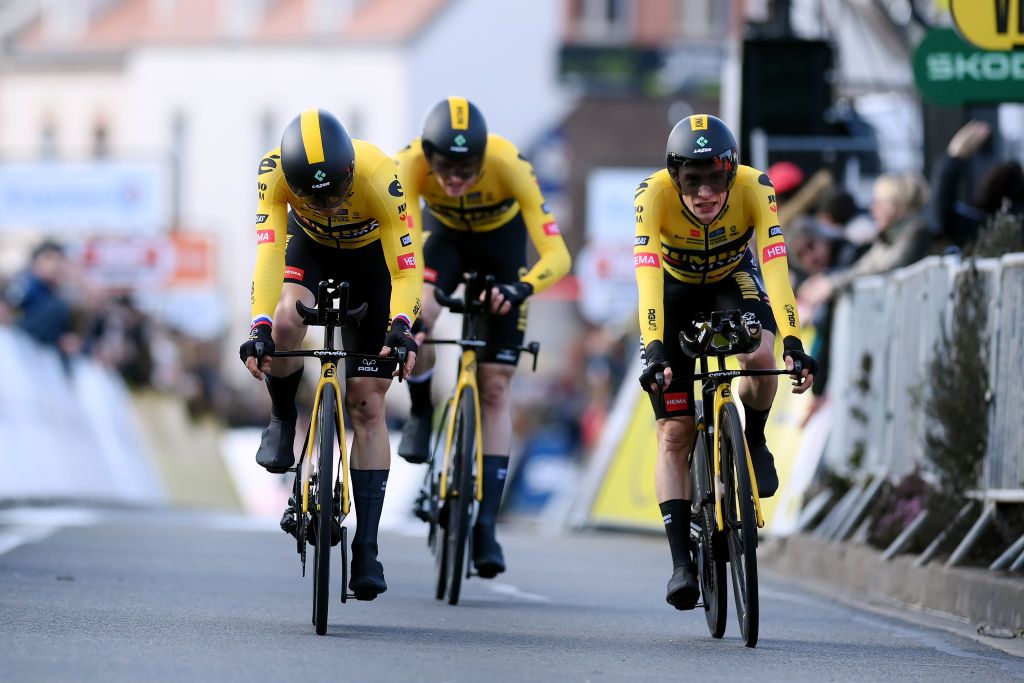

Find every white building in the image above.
[0,0,568,349]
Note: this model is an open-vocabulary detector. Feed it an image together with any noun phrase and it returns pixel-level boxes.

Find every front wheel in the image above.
[312,384,336,636]
[445,387,477,606]
[690,410,727,639]
[719,401,758,648]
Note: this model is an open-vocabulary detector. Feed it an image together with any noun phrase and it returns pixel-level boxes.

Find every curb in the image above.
[761,535,1024,636]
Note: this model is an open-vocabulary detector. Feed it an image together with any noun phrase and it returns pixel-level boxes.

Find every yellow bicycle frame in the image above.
[711,382,764,532]
[299,362,351,520]
[438,347,485,503]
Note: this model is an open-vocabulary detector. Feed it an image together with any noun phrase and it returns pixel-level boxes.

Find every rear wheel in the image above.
[312,384,336,636]
[445,387,476,606]
[690,408,727,639]
[719,401,758,648]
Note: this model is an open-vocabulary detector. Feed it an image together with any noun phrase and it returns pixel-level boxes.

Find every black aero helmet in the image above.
[421,97,487,162]
[666,114,739,193]
[280,108,355,210]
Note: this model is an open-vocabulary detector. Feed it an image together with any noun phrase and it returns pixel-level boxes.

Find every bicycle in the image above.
[416,272,539,605]
[265,279,406,636]
[673,310,799,648]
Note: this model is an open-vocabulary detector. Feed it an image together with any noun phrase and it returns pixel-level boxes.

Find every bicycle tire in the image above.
[446,387,476,606]
[432,402,452,601]
[719,401,759,648]
[691,408,727,639]
[312,383,336,636]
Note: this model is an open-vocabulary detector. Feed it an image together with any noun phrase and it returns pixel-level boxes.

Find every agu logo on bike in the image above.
[664,392,689,411]
[398,253,416,270]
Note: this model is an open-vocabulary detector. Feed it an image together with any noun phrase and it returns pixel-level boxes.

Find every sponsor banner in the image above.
[762,243,787,263]
[77,234,214,290]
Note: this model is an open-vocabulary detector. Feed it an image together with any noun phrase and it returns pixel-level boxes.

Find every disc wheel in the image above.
[690,409,727,639]
[311,384,336,636]
[444,387,476,606]
[719,402,759,648]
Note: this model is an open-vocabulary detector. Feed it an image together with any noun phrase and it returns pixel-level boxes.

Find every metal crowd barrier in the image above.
[822,254,1024,568]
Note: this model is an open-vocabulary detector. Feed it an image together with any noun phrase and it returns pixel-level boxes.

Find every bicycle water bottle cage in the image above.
[295,280,369,328]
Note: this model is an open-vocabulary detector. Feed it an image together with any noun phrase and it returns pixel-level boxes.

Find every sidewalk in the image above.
[761,535,1024,651]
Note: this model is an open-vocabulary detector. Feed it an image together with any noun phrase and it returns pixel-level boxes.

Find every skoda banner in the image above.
[913,27,1024,106]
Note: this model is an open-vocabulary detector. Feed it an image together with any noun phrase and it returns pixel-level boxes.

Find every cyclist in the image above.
[633,114,817,611]
[394,97,571,578]
[239,108,421,601]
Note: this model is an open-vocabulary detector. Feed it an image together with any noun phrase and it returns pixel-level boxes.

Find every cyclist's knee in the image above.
[658,418,695,457]
[273,288,310,349]
[478,365,513,410]
[420,284,441,326]
[345,379,387,429]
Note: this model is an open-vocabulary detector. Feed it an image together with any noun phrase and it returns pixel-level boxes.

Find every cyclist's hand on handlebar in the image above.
[239,324,274,381]
[379,317,418,378]
[638,340,673,392]
[487,281,533,315]
[782,336,818,395]
[411,317,430,348]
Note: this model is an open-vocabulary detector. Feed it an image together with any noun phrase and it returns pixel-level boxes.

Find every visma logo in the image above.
[952,0,1024,50]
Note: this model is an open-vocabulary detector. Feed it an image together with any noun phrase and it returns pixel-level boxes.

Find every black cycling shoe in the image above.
[256,417,296,473]
[748,440,779,498]
[472,523,506,579]
[349,544,387,600]
[397,415,431,464]
[666,564,700,610]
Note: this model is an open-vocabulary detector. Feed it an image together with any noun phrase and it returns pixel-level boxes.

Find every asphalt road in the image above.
[1,507,1022,683]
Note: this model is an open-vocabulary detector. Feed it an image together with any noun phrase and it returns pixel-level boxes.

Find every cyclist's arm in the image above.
[250,150,291,328]
[395,146,426,285]
[370,160,422,328]
[748,175,801,341]
[506,150,571,294]
[634,177,664,349]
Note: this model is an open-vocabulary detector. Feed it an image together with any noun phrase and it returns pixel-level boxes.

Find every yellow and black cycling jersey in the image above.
[395,134,570,294]
[633,164,801,348]
[250,139,421,329]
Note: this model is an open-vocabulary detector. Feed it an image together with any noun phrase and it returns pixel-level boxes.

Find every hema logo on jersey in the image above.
[762,243,787,263]
[543,221,560,236]
[398,253,416,270]
[634,252,661,268]
[257,230,275,245]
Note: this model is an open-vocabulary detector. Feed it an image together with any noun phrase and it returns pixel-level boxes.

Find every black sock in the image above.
[407,372,434,418]
[743,403,771,446]
[476,455,510,529]
[660,499,693,569]
[351,469,388,551]
[265,368,303,422]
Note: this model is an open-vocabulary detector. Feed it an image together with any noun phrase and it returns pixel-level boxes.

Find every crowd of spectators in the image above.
[777,119,1024,416]
[2,238,231,419]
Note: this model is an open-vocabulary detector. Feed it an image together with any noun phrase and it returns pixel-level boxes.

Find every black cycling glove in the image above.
[782,336,818,377]
[638,340,670,392]
[384,318,418,356]
[494,281,533,307]
[239,324,275,364]
[411,317,430,337]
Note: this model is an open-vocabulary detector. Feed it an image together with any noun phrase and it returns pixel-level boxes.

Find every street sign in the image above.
[912,28,1024,106]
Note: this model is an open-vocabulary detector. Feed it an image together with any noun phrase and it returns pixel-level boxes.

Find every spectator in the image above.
[931,120,1024,250]
[4,240,81,358]
[816,188,875,252]
[797,171,932,313]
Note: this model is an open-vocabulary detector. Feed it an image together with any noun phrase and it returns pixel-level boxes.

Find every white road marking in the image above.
[486,581,551,603]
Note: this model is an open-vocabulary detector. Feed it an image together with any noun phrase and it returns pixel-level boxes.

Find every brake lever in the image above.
[396,347,408,383]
